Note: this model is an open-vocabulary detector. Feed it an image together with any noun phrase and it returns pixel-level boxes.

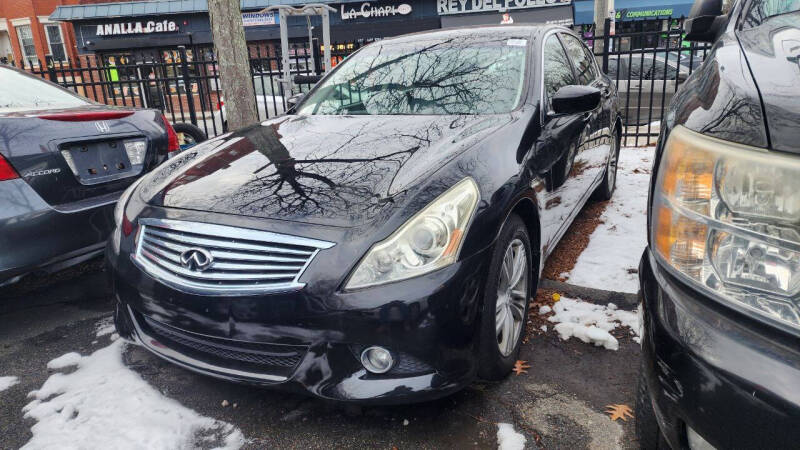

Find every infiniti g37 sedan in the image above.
[0,66,178,286]
[108,25,622,402]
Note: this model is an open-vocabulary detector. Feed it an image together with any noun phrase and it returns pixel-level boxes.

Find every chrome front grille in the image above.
[133,218,334,295]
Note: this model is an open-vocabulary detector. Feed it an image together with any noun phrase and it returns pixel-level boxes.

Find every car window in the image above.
[543,34,576,105]
[560,34,596,85]
[650,59,678,80]
[742,0,800,27]
[297,36,528,115]
[0,67,89,112]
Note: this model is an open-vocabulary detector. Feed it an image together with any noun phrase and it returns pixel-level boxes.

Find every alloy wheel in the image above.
[496,238,528,357]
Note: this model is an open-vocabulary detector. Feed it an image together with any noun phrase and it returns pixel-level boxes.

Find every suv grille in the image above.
[133,218,334,295]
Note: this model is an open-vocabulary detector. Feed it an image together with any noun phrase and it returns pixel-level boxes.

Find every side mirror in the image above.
[293,74,322,85]
[685,0,726,43]
[287,93,305,109]
[550,85,601,116]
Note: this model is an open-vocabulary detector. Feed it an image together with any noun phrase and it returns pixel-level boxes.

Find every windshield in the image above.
[742,0,800,26]
[296,36,528,116]
[0,67,90,112]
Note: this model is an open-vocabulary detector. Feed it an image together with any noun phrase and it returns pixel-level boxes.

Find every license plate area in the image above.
[61,138,147,185]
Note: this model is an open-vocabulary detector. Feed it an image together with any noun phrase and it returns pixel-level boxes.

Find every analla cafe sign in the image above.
[95,20,179,36]
[438,0,571,15]
[340,2,413,20]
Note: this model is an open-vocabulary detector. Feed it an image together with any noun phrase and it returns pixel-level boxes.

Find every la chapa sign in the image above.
[437,0,571,15]
[340,2,413,20]
[95,20,179,36]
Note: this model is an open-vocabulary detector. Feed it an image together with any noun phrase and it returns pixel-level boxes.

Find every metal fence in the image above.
[581,18,712,146]
[9,22,709,146]
[9,40,373,139]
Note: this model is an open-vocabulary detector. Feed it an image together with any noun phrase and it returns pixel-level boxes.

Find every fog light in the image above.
[360,346,394,374]
[687,426,716,450]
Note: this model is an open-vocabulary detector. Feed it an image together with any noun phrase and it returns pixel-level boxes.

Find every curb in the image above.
[539,279,639,308]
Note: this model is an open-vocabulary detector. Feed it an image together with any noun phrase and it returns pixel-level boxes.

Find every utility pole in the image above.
[593,0,614,53]
[208,0,257,131]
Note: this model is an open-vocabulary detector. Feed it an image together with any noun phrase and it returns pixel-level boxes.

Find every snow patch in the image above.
[46,352,82,370]
[23,340,245,449]
[0,376,19,392]
[95,317,116,337]
[497,423,526,450]
[566,147,654,293]
[547,297,640,350]
[538,305,552,315]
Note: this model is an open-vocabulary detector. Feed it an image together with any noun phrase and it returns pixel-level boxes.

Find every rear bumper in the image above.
[0,179,115,283]
[639,248,800,449]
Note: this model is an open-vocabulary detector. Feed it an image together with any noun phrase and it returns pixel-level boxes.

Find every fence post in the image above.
[602,18,610,74]
[177,46,198,126]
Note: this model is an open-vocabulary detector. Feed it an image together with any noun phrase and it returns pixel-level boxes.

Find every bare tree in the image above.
[208,0,258,130]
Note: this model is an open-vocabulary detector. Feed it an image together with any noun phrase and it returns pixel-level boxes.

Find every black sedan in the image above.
[108,25,622,402]
[637,0,800,448]
[0,65,178,286]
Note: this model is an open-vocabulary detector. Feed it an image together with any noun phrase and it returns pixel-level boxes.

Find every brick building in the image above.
[0,0,122,66]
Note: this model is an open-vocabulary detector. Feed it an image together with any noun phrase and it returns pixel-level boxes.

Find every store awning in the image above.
[573,0,695,25]
[50,0,338,21]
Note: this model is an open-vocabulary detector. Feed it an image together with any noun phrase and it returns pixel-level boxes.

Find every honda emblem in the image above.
[95,121,110,133]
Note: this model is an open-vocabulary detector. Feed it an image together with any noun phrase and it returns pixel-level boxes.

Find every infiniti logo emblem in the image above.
[180,247,213,271]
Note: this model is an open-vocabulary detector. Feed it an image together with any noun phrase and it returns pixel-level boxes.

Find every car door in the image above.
[559,33,611,192]
[533,33,595,254]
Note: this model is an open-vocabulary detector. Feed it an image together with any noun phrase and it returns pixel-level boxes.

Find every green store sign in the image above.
[615,8,674,19]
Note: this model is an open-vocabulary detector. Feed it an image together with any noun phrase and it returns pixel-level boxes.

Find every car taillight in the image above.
[0,153,19,181]
[161,115,179,153]
[36,111,134,121]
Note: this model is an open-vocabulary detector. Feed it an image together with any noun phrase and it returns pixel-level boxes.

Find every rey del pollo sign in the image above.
[95,20,179,36]
[438,0,570,15]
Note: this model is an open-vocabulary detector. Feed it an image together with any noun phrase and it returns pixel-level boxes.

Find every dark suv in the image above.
[637,0,800,448]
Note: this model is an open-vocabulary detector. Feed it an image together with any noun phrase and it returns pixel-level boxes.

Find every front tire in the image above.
[478,214,533,380]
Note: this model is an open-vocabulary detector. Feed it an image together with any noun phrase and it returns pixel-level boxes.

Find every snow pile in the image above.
[22,340,245,450]
[497,423,526,450]
[94,317,116,337]
[0,376,19,392]
[566,147,655,293]
[545,297,640,350]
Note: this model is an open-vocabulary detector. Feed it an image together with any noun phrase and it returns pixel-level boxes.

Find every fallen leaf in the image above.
[605,404,633,421]
[552,293,561,302]
[513,360,531,375]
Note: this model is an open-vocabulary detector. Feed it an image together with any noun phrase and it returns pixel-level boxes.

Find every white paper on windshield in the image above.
[506,39,527,47]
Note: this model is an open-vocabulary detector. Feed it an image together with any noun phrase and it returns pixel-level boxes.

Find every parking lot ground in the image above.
[0,261,640,450]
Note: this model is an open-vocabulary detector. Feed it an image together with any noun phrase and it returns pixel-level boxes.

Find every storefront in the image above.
[438,0,573,28]
[572,0,695,26]
[572,0,694,49]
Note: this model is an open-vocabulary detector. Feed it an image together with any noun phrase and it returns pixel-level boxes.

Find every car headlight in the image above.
[653,125,800,331]
[345,177,480,290]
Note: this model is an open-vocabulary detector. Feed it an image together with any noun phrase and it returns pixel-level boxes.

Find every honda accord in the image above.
[109,25,622,402]
[0,65,178,286]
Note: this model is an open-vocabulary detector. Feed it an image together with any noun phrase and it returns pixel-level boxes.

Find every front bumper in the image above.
[639,248,800,449]
[0,179,115,283]
[111,238,493,404]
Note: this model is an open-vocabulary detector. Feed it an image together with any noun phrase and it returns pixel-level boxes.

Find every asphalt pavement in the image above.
[0,260,641,449]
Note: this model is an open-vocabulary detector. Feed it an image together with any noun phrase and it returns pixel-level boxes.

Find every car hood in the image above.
[738,13,800,153]
[140,114,511,227]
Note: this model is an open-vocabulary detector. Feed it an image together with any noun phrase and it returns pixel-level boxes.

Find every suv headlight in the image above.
[345,177,480,290]
[653,125,800,331]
